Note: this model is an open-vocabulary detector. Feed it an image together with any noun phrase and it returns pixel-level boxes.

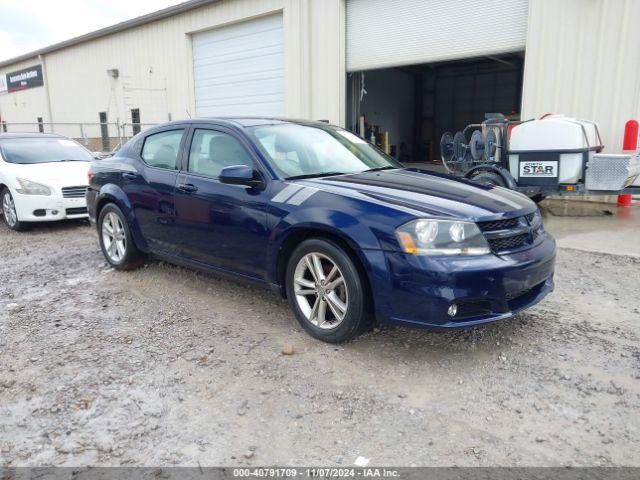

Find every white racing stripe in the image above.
[271,184,305,203]
[287,186,318,205]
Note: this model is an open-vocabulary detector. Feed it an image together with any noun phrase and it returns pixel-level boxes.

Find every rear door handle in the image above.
[177,183,198,193]
[122,172,138,180]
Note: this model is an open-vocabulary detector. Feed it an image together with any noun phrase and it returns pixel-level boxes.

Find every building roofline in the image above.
[0,0,219,69]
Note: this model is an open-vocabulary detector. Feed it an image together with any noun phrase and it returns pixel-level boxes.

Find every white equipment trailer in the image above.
[440,114,640,200]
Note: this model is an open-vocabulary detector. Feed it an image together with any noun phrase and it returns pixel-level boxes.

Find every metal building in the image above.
[0,0,638,156]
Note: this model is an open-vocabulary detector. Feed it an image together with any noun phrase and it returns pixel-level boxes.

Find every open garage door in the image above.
[347,54,524,164]
[346,0,528,72]
[192,14,285,117]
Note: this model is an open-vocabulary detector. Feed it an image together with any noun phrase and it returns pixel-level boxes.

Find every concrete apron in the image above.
[541,199,640,258]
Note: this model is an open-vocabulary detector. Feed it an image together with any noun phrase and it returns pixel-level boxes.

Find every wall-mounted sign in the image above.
[6,64,44,92]
[0,74,7,94]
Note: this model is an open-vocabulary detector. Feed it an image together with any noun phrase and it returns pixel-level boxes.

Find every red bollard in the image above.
[618,194,632,206]
[618,120,638,207]
[623,120,639,151]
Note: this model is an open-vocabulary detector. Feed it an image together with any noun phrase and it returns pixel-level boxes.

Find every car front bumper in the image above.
[363,233,556,328]
[13,190,88,222]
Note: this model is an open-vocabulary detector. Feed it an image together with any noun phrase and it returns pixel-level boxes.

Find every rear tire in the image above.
[1,188,26,231]
[285,238,371,343]
[98,203,143,270]
[471,171,506,187]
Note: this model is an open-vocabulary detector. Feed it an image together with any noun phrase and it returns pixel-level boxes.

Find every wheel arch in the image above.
[274,227,374,314]
[465,164,517,189]
[94,184,147,251]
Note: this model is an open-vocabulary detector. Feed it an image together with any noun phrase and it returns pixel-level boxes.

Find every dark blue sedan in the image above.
[86,118,555,343]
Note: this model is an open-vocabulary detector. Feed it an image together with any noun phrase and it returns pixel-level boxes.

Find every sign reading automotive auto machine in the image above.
[6,64,44,92]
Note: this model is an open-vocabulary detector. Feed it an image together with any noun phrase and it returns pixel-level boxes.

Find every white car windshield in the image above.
[247,123,402,179]
[0,137,94,164]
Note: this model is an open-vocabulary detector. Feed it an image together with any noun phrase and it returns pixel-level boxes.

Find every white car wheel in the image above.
[2,189,24,231]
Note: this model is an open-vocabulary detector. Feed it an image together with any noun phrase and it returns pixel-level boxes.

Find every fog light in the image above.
[448,304,458,317]
[52,210,58,215]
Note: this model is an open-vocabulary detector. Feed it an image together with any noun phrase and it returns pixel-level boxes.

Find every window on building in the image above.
[98,112,109,152]
[141,130,184,170]
[131,108,141,135]
[188,129,253,177]
[37,117,44,133]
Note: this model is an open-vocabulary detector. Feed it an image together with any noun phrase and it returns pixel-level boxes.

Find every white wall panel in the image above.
[346,0,529,71]
[192,14,284,116]
[0,57,49,126]
[0,0,345,129]
[521,0,640,153]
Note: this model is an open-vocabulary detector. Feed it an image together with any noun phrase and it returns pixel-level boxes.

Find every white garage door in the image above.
[192,14,285,117]
[346,0,529,71]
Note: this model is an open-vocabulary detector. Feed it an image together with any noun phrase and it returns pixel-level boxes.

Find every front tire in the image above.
[285,238,371,343]
[98,203,143,270]
[1,188,26,231]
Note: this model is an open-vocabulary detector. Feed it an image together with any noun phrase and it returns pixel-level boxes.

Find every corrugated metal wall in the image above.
[0,57,49,125]
[522,0,640,153]
[0,0,345,133]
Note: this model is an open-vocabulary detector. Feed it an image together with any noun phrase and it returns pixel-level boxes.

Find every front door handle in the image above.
[122,172,138,180]
[177,183,198,193]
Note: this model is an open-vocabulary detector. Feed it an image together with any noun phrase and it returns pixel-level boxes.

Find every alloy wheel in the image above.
[293,252,349,329]
[102,212,127,262]
[2,192,18,227]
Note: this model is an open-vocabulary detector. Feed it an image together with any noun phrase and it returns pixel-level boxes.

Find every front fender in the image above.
[266,207,384,283]
[95,184,148,252]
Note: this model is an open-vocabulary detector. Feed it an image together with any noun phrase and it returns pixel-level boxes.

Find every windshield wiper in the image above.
[364,166,397,172]
[285,171,346,180]
[58,159,89,162]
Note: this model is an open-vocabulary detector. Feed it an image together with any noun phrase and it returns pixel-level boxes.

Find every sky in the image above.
[0,0,186,62]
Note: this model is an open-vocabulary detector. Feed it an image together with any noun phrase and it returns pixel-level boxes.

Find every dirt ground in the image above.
[0,215,639,467]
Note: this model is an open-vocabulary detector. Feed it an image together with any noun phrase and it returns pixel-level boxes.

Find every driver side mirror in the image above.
[219,165,263,188]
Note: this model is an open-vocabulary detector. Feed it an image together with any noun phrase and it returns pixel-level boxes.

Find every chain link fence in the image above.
[0,121,159,153]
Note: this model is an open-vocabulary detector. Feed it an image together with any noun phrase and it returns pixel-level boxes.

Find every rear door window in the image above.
[141,130,184,170]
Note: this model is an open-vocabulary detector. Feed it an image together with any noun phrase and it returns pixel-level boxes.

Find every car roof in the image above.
[157,117,333,129]
[0,133,66,140]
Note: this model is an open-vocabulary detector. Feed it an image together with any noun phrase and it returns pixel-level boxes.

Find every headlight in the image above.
[396,219,490,256]
[15,178,52,196]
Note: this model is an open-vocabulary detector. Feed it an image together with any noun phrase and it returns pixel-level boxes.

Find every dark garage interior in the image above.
[346,52,524,163]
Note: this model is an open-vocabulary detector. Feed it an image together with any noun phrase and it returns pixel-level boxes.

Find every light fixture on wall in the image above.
[106,69,119,79]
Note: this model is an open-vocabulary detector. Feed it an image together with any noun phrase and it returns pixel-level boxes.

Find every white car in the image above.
[0,133,94,231]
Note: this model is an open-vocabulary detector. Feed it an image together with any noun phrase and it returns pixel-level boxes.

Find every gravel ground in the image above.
[0,219,639,467]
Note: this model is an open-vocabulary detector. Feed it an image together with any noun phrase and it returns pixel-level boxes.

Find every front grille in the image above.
[454,300,492,320]
[507,281,545,309]
[66,207,88,215]
[506,286,534,301]
[479,211,543,254]
[487,233,528,252]
[62,186,88,198]
[477,218,520,232]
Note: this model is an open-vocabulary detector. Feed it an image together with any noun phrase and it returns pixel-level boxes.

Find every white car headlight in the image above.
[16,178,52,196]
[396,219,490,256]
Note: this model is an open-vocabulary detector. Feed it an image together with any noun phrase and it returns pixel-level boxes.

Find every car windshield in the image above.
[0,137,94,164]
[247,123,402,179]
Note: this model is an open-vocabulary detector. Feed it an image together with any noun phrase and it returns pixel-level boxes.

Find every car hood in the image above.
[4,161,91,187]
[304,169,535,220]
